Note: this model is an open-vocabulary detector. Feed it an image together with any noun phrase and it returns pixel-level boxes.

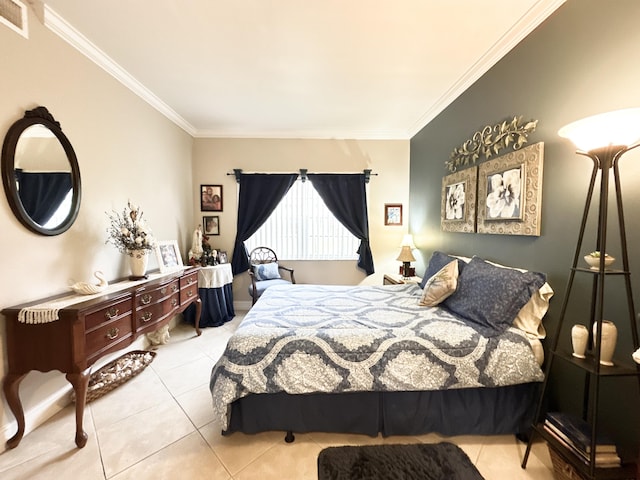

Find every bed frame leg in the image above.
[284,431,295,443]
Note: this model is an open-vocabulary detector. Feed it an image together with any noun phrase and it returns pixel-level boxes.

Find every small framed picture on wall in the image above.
[384,204,403,226]
[201,184,223,211]
[203,216,220,235]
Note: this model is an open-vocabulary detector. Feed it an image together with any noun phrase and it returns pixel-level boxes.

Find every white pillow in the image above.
[419,260,459,307]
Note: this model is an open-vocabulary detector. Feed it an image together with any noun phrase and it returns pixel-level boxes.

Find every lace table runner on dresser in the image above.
[17,270,187,324]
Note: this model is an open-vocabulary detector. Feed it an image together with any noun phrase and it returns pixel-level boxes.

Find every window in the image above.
[245,180,359,260]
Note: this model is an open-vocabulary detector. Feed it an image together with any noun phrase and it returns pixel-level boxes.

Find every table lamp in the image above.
[396,234,416,278]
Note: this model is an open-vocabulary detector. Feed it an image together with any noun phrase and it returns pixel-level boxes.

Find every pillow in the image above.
[484,259,553,339]
[442,256,547,336]
[253,262,281,281]
[420,251,467,289]
[418,260,459,307]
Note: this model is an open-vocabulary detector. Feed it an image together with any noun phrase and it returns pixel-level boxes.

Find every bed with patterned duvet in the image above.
[210,252,552,439]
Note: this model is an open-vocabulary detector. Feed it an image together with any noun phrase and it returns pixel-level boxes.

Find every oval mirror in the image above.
[1,106,81,235]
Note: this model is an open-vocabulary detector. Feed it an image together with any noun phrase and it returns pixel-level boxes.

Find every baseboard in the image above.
[234,300,252,312]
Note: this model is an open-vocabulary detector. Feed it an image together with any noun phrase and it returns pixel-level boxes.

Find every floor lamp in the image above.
[522,108,640,475]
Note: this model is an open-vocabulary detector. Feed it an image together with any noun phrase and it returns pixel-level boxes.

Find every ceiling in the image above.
[40,0,565,139]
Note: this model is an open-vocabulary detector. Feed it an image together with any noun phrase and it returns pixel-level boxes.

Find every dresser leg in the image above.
[65,372,89,448]
[194,297,202,336]
[3,373,27,449]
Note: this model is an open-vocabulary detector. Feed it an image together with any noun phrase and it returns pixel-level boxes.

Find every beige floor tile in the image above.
[199,420,282,475]
[475,435,554,480]
[154,355,216,397]
[149,334,210,373]
[235,437,323,480]
[174,383,215,429]
[110,431,230,480]
[90,367,174,430]
[0,436,104,480]
[98,399,195,478]
[0,404,95,473]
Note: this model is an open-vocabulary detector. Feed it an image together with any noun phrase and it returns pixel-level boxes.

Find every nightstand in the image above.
[383,273,423,285]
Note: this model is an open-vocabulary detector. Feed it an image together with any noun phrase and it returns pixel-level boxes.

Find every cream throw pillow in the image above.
[419,260,459,307]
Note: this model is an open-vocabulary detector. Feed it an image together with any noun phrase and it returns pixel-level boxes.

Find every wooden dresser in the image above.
[1,267,201,449]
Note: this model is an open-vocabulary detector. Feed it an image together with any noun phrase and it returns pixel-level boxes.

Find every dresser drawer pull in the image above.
[161,287,167,295]
[188,277,195,284]
[171,298,179,307]
[172,284,179,292]
[105,328,119,340]
[105,308,119,320]
[141,312,153,322]
[187,290,194,297]
[141,294,153,305]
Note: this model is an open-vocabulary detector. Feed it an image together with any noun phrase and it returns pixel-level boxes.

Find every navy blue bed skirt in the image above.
[224,383,540,438]
[184,285,235,328]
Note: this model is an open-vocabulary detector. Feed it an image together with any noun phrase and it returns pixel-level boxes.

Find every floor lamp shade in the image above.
[558,108,640,151]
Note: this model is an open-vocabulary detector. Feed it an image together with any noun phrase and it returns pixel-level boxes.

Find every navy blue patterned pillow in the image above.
[420,251,467,289]
[442,256,546,336]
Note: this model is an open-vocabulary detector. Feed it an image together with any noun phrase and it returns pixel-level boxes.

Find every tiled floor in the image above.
[0,312,554,479]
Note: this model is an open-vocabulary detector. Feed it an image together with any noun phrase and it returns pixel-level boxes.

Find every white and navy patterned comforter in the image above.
[210,283,544,429]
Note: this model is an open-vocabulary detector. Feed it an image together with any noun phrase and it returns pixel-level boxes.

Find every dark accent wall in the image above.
[410,0,640,456]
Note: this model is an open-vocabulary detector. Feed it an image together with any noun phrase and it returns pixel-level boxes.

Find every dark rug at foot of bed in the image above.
[317,441,484,480]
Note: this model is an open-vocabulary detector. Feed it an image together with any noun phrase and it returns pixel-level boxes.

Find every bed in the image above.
[210,252,552,440]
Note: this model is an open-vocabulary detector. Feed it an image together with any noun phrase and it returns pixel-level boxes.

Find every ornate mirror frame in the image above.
[1,106,81,235]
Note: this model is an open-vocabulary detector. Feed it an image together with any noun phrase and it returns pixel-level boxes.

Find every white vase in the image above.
[571,324,588,359]
[592,320,617,366]
[128,249,149,278]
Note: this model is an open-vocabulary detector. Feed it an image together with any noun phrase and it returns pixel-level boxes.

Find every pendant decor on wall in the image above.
[476,141,543,236]
[445,116,538,173]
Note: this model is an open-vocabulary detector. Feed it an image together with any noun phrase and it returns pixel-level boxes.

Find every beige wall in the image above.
[192,138,411,306]
[0,8,411,450]
[0,10,193,446]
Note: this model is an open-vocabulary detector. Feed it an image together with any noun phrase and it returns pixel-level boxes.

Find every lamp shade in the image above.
[558,108,640,152]
[396,245,415,263]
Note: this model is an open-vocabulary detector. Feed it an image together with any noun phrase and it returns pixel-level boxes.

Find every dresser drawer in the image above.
[86,314,133,364]
[136,280,179,309]
[85,297,133,331]
[180,278,198,306]
[135,292,180,331]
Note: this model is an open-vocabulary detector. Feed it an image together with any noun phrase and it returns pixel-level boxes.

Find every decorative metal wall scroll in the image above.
[446,116,538,173]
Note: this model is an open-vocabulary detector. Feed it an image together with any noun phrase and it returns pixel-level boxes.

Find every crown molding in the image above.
[408,0,566,138]
[43,5,196,136]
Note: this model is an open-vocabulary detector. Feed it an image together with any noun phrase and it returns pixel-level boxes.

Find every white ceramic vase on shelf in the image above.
[128,249,149,278]
[571,324,588,359]
[593,320,617,366]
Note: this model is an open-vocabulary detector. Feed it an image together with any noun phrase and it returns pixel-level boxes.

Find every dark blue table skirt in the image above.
[184,284,235,328]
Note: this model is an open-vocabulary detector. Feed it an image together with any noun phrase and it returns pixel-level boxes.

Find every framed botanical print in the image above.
[477,142,544,236]
[384,204,402,226]
[441,167,477,233]
[200,184,223,211]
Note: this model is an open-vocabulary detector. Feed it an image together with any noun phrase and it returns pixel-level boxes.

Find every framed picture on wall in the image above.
[440,167,477,233]
[203,215,220,236]
[384,204,403,226]
[476,141,544,236]
[200,184,223,211]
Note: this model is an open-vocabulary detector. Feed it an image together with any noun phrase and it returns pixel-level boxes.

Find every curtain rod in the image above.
[226,168,377,183]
